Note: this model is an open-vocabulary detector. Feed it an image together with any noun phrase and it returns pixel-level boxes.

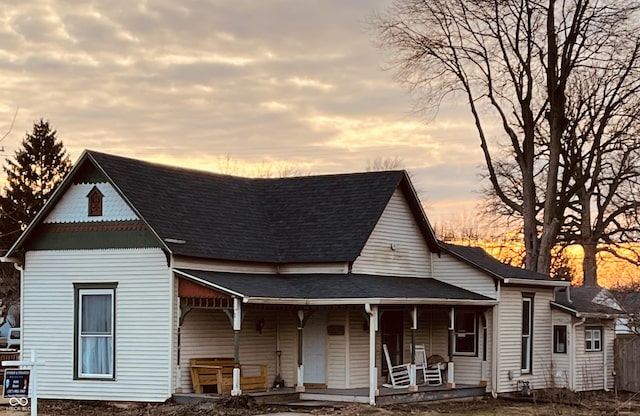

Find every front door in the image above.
[303,311,327,384]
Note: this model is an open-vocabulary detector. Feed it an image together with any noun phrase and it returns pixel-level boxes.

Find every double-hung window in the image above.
[521,294,534,373]
[75,283,116,379]
[585,327,602,352]
[452,310,477,355]
[553,325,567,354]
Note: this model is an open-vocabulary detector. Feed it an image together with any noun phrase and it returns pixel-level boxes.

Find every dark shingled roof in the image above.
[553,286,624,316]
[439,242,555,282]
[176,269,494,302]
[77,150,437,263]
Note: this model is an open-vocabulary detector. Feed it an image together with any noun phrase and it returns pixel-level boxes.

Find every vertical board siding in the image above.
[179,308,279,393]
[432,253,497,299]
[44,182,138,223]
[352,190,432,277]
[496,287,555,393]
[23,249,172,402]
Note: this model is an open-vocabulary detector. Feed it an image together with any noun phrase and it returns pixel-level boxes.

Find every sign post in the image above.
[2,349,45,416]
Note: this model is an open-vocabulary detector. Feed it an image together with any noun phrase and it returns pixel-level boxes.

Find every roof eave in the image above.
[504,277,570,287]
[243,297,498,306]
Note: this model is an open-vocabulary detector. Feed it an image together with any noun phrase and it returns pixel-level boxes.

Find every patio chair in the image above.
[382,344,411,388]
[415,345,442,386]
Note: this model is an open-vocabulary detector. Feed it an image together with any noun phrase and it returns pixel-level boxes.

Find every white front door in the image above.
[303,311,327,384]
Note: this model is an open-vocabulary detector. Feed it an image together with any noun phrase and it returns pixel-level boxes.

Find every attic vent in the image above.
[87,186,104,217]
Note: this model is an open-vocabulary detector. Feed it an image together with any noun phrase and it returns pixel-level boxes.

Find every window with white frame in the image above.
[75,284,116,379]
[452,310,477,355]
[521,294,534,373]
[585,327,602,352]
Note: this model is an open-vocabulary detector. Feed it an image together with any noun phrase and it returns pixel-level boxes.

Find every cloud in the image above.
[0,0,487,223]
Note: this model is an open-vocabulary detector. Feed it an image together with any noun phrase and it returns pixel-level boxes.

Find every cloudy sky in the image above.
[0,0,486,223]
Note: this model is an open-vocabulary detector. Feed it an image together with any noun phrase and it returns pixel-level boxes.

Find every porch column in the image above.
[365,304,379,405]
[296,310,305,392]
[232,297,242,396]
[409,306,418,392]
[448,307,455,388]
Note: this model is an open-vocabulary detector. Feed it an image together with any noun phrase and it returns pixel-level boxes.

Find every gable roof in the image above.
[439,242,568,287]
[176,269,495,305]
[552,286,625,318]
[7,150,439,263]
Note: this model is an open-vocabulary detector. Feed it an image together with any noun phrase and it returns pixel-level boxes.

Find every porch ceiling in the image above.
[174,269,496,306]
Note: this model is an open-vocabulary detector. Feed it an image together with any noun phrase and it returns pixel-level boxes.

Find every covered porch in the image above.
[175,269,496,405]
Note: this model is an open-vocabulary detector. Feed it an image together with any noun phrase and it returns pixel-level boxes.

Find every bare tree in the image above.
[366,156,405,172]
[374,0,640,276]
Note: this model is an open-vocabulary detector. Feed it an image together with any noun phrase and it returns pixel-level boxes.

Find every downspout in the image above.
[365,304,378,405]
[571,316,586,391]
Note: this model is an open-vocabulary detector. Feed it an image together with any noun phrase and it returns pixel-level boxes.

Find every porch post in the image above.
[232,297,242,396]
[365,304,379,405]
[448,307,455,388]
[296,310,305,392]
[409,306,418,392]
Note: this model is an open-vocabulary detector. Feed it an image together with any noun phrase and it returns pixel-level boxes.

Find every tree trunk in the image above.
[582,242,598,286]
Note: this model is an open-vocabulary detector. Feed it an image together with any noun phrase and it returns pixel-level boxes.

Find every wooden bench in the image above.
[189,357,268,394]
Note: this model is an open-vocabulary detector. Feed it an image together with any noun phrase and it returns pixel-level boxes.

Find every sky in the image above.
[0,0,487,224]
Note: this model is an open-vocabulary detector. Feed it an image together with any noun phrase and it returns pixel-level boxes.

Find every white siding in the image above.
[23,248,172,402]
[178,308,280,393]
[327,310,347,388]
[45,182,138,223]
[574,321,615,391]
[496,287,555,393]
[432,252,497,299]
[348,310,369,388]
[174,257,350,275]
[550,310,571,389]
[352,189,432,277]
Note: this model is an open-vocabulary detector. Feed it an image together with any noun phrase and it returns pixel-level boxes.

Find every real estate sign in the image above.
[3,369,30,398]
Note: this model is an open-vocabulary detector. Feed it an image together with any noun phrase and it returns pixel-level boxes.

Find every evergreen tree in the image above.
[0,119,72,251]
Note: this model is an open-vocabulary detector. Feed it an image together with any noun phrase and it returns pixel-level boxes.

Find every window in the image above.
[452,310,477,355]
[521,294,534,373]
[553,325,567,354]
[585,327,602,352]
[75,284,117,379]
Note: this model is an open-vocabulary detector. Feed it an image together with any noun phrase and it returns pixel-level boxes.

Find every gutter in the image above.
[571,317,586,391]
[503,278,570,287]
[242,297,499,306]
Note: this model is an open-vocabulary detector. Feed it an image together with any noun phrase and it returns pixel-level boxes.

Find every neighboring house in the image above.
[551,286,623,392]
[2,150,580,404]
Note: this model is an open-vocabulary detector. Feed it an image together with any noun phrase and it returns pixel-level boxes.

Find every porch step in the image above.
[266,398,349,410]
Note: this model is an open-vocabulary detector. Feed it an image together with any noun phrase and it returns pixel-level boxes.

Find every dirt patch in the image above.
[0,391,638,416]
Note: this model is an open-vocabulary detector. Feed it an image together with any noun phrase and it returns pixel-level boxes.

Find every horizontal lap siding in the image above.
[349,310,369,388]
[179,308,278,393]
[575,322,614,392]
[497,287,554,393]
[327,311,347,388]
[432,253,497,299]
[24,249,172,402]
[352,190,432,277]
[550,311,571,388]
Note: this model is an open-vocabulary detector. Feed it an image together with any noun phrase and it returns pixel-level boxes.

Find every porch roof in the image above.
[175,269,496,306]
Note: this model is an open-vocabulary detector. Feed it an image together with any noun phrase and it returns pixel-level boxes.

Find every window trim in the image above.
[585,326,602,352]
[452,310,478,356]
[553,325,567,354]
[74,282,117,380]
[521,293,534,374]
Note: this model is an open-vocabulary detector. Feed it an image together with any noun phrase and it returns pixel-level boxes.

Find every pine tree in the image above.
[0,119,72,251]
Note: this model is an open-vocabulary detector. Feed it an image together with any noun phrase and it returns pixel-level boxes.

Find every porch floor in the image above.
[174,383,487,407]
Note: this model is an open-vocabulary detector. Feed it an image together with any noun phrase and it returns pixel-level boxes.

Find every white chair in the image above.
[415,345,443,386]
[382,344,411,388]
[7,327,20,349]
